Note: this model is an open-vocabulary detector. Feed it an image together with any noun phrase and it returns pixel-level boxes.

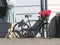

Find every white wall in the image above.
[15,0,40,6]
[48,0,60,22]
[14,0,60,23]
[14,0,41,26]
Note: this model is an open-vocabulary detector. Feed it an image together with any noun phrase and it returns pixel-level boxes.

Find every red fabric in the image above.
[38,10,51,19]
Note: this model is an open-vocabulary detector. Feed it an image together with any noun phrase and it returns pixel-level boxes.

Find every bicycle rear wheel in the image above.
[13,22,29,38]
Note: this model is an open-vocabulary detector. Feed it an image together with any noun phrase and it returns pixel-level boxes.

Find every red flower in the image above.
[38,10,51,19]
[44,10,51,16]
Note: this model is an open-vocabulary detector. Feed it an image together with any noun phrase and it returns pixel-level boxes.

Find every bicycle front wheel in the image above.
[13,22,29,38]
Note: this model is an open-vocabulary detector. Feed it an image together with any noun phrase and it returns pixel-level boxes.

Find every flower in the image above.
[38,10,51,19]
[44,10,51,16]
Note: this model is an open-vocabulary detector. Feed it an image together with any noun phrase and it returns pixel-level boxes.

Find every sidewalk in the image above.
[0,38,60,45]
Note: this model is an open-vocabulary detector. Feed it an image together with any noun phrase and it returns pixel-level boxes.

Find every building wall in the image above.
[48,0,60,22]
[14,0,60,23]
[14,0,41,26]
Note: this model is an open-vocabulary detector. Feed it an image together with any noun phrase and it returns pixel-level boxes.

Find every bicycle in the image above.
[13,10,51,38]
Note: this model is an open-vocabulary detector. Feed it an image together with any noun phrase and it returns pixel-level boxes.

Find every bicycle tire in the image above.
[13,22,29,38]
[48,16,56,38]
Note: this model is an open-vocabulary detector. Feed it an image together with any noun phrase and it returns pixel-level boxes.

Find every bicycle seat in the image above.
[25,14,32,18]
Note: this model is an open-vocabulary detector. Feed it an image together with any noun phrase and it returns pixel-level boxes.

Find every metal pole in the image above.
[40,0,45,38]
[45,0,47,10]
[45,0,49,38]
[40,0,44,11]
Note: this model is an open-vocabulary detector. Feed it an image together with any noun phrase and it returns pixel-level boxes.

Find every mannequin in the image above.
[6,0,16,23]
[5,0,16,39]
